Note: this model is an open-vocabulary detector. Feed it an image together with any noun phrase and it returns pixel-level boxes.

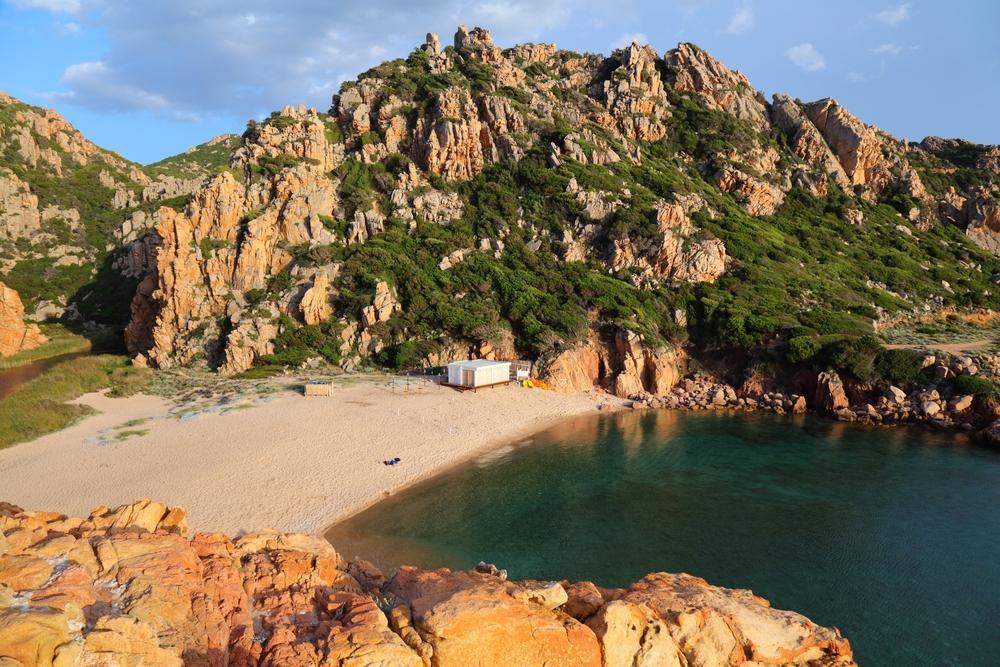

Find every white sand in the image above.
[0,377,611,535]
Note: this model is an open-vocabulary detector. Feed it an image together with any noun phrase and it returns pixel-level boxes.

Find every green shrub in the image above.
[874,348,927,386]
[951,375,997,399]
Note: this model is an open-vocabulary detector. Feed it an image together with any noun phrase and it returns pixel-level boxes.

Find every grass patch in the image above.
[114,429,149,441]
[0,355,152,449]
[0,324,92,369]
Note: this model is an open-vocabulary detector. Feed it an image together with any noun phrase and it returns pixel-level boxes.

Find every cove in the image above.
[328,409,1000,666]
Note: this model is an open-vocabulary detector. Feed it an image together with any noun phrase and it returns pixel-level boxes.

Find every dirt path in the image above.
[884,340,994,354]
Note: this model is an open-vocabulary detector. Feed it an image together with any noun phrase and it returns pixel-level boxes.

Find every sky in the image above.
[1,1,997,164]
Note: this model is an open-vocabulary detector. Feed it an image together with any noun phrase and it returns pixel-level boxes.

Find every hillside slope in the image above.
[0,93,232,333]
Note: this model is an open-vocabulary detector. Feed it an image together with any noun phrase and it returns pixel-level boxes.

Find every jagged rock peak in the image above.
[424,31,441,54]
[664,42,769,131]
[454,24,503,63]
[599,40,669,141]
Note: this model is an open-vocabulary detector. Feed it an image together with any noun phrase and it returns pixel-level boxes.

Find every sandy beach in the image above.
[0,375,611,534]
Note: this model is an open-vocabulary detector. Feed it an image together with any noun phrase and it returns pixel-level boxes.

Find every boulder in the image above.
[387,566,603,667]
[814,370,850,411]
[0,281,46,357]
[585,573,855,667]
[887,385,907,403]
[950,395,974,413]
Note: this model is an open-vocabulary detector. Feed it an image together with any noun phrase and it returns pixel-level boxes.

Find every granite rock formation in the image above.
[0,282,46,357]
[0,499,857,666]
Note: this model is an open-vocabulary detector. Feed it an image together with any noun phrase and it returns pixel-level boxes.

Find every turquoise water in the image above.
[327,410,1000,666]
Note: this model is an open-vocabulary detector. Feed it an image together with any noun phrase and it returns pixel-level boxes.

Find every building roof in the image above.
[446,359,511,369]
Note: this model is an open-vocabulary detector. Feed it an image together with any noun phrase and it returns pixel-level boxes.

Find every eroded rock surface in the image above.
[540,327,685,398]
[0,499,857,667]
[0,281,46,357]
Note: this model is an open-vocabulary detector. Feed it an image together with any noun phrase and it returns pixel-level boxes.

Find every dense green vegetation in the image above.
[146,135,240,179]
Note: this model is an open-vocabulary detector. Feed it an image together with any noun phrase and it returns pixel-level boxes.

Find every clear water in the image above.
[327,410,1000,666]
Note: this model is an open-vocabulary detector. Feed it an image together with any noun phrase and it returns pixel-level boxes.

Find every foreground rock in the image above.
[0,281,46,357]
[0,499,856,666]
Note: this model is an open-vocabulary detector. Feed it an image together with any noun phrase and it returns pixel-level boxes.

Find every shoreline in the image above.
[316,407,615,535]
[1,366,989,539]
[0,374,620,535]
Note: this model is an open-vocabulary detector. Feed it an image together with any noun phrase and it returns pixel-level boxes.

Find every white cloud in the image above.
[58,21,80,35]
[32,1,581,120]
[875,3,911,26]
[7,0,80,12]
[786,43,826,72]
[724,6,754,35]
[612,32,649,50]
[848,71,870,83]
[52,61,171,113]
[871,42,902,56]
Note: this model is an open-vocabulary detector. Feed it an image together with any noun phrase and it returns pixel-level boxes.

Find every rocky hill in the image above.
[0,498,857,666]
[4,27,1000,401]
[0,93,232,333]
[114,27,1000,397]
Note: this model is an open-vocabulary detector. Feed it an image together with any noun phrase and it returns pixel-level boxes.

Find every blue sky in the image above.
[1,1,997,164]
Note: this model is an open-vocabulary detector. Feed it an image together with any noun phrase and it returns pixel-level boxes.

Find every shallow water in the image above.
[328,410,1000,666]
[0,352,88,401]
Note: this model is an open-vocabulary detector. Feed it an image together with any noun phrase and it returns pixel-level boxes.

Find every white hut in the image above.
[446,360,511,389]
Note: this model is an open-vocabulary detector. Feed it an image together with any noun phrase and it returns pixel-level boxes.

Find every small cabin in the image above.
[446,360,511,390]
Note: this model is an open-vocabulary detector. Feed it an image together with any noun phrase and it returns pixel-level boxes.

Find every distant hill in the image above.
[0,93,232,330]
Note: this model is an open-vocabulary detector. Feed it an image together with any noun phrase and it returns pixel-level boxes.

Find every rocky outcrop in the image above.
[0,499,857,666]
[387,566,602,667]
[414,87,524,181]
[128,117,347,371]
[609,194,727,284]
[960,186,1000,255]
[0,282,46,357]
[771,94,851,189]
[0,169,41,242]
[714,167,786,216]
[802,98,895,194]
[588,572,854,667]
[665,43,769,131]
[540,328,685,398]
[298,273,333,325]
[237,105,343,172]
[598,42,669,142]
